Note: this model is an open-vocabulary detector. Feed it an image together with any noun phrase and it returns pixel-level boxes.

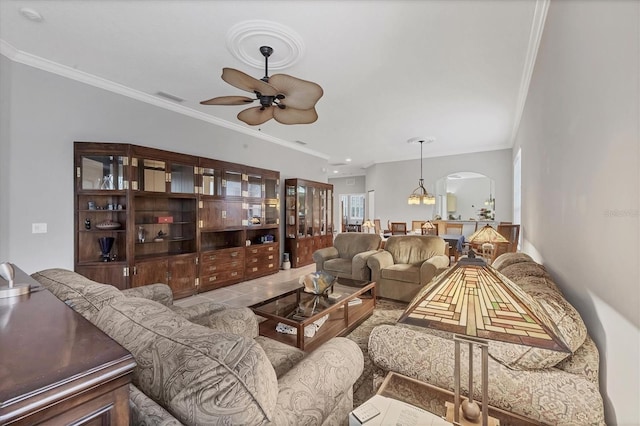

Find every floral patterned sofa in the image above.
[32,268,364,426]
[367,253,605,425]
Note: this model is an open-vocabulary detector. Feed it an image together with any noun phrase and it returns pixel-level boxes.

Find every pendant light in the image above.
[407,139,435,205]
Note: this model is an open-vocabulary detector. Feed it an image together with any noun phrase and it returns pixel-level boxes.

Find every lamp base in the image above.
[445,402,500,426]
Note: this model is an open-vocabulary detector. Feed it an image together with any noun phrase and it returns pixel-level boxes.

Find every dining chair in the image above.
[374,219,382,235]
[411,220,425,234]
[443,222,463,235]
[481,242,495,264]
[390,222,408,235]
[497,224,520,253]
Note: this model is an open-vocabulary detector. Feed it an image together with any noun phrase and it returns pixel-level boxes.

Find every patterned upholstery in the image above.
[367,253,605,425]
[32,268,364,426]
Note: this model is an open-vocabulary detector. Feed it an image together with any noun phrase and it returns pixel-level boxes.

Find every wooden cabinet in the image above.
[199,247,245,292]
[284,179,334,268]
[245,243,279,279]
[74,142,280,297]
[0,266,135,425]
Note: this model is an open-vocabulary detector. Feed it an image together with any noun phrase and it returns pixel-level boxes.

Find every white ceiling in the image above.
[0,0,545,177]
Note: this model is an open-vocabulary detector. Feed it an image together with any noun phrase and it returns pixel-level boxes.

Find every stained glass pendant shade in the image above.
[399,256,569,352]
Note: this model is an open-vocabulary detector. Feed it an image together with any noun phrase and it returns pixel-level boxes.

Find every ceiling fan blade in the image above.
[273,107,319,125]
[200,95,254,105]
[269,74,323,110]
[237,106,275,126]
[221,68,278,96]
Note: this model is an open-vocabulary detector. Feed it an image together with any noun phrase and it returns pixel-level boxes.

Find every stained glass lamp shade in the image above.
[398,255,569,425]
[467,225,509,245]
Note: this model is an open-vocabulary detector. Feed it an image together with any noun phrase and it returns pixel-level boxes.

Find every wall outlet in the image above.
[32,223,47,234]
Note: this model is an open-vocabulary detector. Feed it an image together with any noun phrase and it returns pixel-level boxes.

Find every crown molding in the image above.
[0,39,329,160]
[509,0,550,145]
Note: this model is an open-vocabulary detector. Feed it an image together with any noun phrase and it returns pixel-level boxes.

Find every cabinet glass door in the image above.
[319,189,327,235]
[247,174,263,198]
[312,187,320,236]
[297,185,306,237]
[286,185,296,238]
[201,167,221,196]
[80,155,127,190]
[140,159,167,192]
[265,177,279,199]
[170,163,195,194]
[265,200,279,226]
[224,171,242,197]
[305,186,314,237]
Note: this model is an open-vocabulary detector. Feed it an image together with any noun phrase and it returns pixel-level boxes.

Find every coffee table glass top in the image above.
[250,277,372,322]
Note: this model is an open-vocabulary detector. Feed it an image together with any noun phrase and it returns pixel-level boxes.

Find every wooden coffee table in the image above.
[250,278,376,351]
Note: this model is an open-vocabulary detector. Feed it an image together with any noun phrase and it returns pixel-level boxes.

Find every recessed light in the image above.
[19,7,43,22]
[333,170,339,174]
[345,158,352,162]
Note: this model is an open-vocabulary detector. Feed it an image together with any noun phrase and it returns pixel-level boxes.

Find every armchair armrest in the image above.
[121,283,173,307]
[352,249,381,280]
[419,254,450,285]
[367,251,394,281]
[313,246,339,271]
[171,302,259,339]
[273,337,364,425]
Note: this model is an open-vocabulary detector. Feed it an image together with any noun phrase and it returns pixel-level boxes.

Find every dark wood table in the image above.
[250,277,376,352]
[0,265,136,425]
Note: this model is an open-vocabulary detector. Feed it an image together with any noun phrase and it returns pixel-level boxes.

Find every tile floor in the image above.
[173,263,316,309]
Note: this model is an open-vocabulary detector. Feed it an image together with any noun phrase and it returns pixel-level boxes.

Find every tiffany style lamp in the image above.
[398,254,569,425]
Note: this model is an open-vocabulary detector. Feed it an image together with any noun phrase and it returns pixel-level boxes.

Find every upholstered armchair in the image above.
[367,235,449,302]
[313,232,382,280]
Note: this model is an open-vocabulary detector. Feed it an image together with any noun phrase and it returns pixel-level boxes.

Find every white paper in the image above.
[349,395,451,426]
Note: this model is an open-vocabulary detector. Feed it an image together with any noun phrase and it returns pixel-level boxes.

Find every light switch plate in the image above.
[32,223,47,234]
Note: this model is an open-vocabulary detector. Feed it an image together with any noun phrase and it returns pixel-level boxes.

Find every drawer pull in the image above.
[268,255,273,260]
[251,258,258,263]
[209,276,217,282]
[208,266,217,271]
[251,249,258,254]
[268,247,274,251]
[268,263,273,268]
[208,256,216,261]
[252,267,258,272]
[231,252,238,257]
[231,272,237,277]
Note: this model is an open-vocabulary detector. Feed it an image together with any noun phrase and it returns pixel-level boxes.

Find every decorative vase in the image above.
[98,237,115,262]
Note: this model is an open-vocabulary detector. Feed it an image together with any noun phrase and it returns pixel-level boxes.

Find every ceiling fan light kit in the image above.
[201,46,323,125]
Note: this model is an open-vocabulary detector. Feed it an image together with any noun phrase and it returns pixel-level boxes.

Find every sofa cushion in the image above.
[333,233,381,259]
[385,235,446,265]
[323,258,354,276]
[31,268,124,321]
[491,252,534,270]
[381,263,421,284]
[487,268,586,370]
[93,297,278,425]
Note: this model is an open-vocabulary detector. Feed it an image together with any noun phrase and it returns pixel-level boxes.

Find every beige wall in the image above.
[0,58,329,273]
[514,1,639,424]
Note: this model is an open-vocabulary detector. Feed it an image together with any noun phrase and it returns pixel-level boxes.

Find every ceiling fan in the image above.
[200,46,323,126]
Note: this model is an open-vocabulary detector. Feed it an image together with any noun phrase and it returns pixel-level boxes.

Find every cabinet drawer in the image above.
[245,243,277,256]
[245,260,278,276]
[200,248,245,265]
[200,259,243,274]
[201,269,244,285]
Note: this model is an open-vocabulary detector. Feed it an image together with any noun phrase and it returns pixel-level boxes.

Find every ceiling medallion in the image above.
[226,20,304,71]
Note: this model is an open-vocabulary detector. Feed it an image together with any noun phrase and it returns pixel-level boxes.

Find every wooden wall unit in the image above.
[74,142,279,297]
[284,178,334,268]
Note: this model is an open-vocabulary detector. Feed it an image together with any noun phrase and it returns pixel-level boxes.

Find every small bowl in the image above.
[95,221,122,230]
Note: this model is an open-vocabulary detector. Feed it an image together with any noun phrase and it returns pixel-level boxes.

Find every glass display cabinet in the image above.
[74,142,280,297]
[74,143,131,289]
[284,178,334,268]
